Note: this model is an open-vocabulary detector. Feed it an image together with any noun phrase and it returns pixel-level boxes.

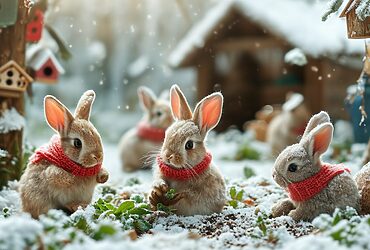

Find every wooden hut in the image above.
[168,0,365,130]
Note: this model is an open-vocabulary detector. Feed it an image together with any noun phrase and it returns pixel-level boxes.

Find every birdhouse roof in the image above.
[169,0,365,68]
[340,0,358,17]
[26,45,65,74]
[0,61,33,83]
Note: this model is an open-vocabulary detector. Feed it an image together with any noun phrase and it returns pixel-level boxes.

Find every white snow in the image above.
[169,0,364,67]
[0,214,42,250]
[284,48,308,66]
[0,108,26,134]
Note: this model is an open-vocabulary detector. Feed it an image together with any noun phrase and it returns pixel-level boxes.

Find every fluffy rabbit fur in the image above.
[149,85,226,216]
[355,163,370,214]
[267,93,310,157]
[19,90,109,218]
[271,111,360,221]
[119,87,173,172]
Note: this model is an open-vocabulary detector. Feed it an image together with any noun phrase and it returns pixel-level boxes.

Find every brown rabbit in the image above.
[119,86,173,172]
[271,111,360,221]
[267,93,311,157]
[19,90,109,218]
[355,163,370,214]
[149,85,226,216]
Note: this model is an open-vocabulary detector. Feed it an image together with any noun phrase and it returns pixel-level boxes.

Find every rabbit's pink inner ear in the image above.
[312,124,333,155]
[198,94,223,132]
[170,87,181,119]
[45,97,72,132]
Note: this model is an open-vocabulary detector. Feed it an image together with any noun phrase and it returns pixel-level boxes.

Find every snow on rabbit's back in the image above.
[19,90,109,219]
[271,111,360,221]
[149,84,226,216]
[118,86,174,172]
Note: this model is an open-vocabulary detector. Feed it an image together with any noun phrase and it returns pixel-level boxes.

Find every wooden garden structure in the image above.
[169,0,365,130]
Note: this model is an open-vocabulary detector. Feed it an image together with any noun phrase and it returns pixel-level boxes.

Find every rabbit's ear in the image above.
[44,95,74,133]
[170,84,192,120]
[74,90,96,121]
[302,111,330,139]
[193,92,223,136]
[138,86,156,111]
[304,122,333,158]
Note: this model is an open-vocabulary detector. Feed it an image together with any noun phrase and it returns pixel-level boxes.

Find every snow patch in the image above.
[0,108,25,134]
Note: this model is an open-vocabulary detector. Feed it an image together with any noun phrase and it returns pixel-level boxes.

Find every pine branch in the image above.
[45,24,72,61]
[322,0,343,21]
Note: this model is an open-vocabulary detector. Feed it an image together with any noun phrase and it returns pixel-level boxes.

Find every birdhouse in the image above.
[0,61,33,98]
[340,0,370,39]
[0,0,19,27]
[26,46,65,84]
[26,8,44,42]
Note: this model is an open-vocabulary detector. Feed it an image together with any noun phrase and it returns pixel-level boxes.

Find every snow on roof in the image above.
[26,45,65,74]
[0,108,26,134]
[169,0,364,68]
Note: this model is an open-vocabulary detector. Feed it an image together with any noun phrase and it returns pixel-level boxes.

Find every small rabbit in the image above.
[355,163,370,214]
[149,85,226,216]
[118,86,174,172]
[19,90,109,219]
[271,111,360,221]
[267,93,311,157]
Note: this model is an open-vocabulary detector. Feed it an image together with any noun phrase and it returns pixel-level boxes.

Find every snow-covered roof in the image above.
[169,0,364,68]
[26,45,65,74]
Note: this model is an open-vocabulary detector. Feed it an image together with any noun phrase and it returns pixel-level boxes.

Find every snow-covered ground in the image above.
[1,129,370,250]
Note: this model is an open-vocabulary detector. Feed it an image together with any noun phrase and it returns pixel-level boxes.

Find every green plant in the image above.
[156,189,178,214]
[234,143,260,161]
[125,177,141,186]
[228,186,244,208]
[244,166,256,179]
[93,195,152,234]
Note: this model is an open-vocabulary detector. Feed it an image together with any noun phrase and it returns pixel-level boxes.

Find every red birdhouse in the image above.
[27,46,65,84]
[26,8,44,43]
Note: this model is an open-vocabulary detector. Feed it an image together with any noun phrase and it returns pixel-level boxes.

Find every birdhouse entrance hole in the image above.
[43,66,53,76]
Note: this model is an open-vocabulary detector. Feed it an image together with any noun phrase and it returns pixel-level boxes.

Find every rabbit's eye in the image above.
[73,138,82,149]
[156,111,162,117]
[288,163,298,172]
[185,140,194,150]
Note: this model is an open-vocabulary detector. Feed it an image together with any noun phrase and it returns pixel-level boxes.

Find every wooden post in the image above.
[0,0,29,187]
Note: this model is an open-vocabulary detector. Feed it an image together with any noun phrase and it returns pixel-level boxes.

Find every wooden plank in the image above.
[214,37,286,52]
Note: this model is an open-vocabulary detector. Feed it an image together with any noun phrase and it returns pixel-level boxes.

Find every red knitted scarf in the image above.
[30,135,101,177]
[287,163,350,202]
[137,122,166,142]
[157,153,212,181]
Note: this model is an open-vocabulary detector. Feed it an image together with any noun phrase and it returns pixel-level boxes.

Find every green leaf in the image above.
[131,194,144,203]
[133,219,152,234]
[230,186,237,199]
[236,190,244,201]
[92,225,117,240]
[116,200,135,214]
[228,200,238,209]
[129,207,152,215]
[165,189,176,200]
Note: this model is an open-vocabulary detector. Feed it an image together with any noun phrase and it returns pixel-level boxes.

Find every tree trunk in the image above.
[0,0,28,188]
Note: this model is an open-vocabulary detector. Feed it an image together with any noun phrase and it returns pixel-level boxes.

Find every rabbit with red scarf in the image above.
[271,111,360,221]
[119,87,173,172]
[149,85,226,215]
[19,90,109,218]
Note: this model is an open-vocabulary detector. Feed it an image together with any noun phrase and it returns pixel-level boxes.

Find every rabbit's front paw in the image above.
[97,168,109,183]
[149,182,184,210]
[288,209,302,221]
[65,202,89,213]
[271,198,295,218]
